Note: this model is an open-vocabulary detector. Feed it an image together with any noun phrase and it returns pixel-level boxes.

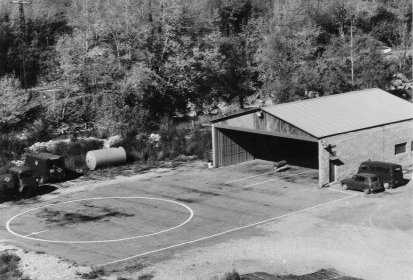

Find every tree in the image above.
[257,0,323,102]
[0,75,43,132]
[206,0,264,108]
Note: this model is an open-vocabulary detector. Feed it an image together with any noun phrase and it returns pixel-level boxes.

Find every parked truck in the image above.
[0,166,39,201]
[25,152,66,184]
[0,152,68,202]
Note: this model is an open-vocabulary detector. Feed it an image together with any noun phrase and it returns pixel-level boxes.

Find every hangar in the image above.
[211,88,413,186]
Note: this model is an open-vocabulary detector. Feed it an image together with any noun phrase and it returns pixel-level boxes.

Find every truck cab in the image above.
[25,153,66,184]
[0,166,39,201]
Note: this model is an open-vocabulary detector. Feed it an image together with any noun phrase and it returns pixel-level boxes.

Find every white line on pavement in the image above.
[225,170,278,184]
[242,170,316,189]
[100,193,358,266]
[326,188,355,196]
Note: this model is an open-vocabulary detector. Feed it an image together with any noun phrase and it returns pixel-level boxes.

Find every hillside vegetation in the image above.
[0,0,411,165]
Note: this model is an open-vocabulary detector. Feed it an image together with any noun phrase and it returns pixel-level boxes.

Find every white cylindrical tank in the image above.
[86,147,127,170]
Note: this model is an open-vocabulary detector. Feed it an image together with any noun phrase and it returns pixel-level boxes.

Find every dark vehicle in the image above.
[358,161,404,189]
[341,173,385,194]
[0,166,39,201]
[25,153,66,184]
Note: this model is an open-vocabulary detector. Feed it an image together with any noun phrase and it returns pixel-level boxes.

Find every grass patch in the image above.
[222,269,241,280]
[138,273,154,280]
[80,267,106,279]
[0,252,31,280]
[124,262,147,273]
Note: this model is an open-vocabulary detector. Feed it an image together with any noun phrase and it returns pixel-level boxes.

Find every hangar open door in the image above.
[214,128,254,166]
[214,128,318,169]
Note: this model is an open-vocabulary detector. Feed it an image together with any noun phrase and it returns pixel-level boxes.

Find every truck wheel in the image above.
[21,187,35,199]
[342,184,348,190]
[363,188,371,194]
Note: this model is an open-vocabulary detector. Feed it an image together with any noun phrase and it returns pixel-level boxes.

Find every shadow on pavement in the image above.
[36,184,58,196]
[64,169,84,181]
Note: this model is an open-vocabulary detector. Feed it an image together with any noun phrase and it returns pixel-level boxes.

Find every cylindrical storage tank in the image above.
[86,147,127,170]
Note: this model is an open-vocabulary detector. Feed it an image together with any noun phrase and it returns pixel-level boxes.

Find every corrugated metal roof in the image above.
[262,88,413,138]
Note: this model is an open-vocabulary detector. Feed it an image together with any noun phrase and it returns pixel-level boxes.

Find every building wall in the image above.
[319,120,413,186]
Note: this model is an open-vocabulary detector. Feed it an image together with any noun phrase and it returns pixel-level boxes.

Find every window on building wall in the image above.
[411,141,413,152]
[395,143,407,155]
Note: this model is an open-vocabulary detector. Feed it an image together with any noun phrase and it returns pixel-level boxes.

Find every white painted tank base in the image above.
[86,147,127,170]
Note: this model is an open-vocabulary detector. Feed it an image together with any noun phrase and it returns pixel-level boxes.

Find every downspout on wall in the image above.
[211,124,218,168]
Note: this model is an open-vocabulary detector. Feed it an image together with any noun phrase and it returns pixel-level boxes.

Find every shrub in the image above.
[222,269,241,280]
[185,127,211,160]
[0,252,31,280]
[117,132,157,162]
[80,267,106,279]
[159,126,187,160]
[51,139,104,171]
[0,133,29,169]
[117,117,212,163]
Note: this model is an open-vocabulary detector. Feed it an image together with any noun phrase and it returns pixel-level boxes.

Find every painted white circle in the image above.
[6,197,194,244]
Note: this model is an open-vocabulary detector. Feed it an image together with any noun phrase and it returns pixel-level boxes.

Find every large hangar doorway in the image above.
[216,128,318,169]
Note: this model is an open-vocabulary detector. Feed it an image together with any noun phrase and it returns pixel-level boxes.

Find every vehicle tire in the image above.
[342,184,348,190]
[383,182,390,189]
[363,188,371,194]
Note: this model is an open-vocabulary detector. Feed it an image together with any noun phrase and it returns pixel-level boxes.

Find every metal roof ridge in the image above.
[210,107,260,123]
[318,118,413,139]
[262,88,384,109]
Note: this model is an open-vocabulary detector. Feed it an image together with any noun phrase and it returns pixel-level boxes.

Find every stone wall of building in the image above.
[319,120,413,186]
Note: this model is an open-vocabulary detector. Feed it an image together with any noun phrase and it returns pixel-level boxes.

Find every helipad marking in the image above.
[100,192,359,266]
[25,230,49,237]
[6,197,194,244]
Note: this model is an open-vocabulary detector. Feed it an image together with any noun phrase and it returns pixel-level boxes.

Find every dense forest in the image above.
[0,0,412,165]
